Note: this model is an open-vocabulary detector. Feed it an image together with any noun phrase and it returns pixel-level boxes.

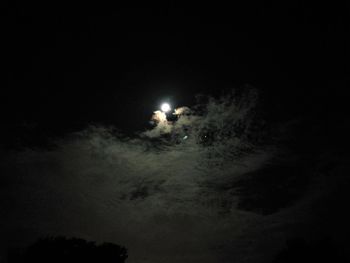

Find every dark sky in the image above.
[3,2,348,137]
[1,2,350,263]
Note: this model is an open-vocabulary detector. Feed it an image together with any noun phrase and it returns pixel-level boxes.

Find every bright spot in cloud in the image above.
[161,103,171,112]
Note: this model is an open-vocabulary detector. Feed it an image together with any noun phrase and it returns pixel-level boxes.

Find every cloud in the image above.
[0,87,326,263]
[142,110,172,138]
[174,106,191,116]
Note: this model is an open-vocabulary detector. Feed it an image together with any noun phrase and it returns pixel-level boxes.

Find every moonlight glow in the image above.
[161,103,171,112]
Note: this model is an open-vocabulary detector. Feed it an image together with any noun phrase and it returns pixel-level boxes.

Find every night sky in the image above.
[1,1,350,263]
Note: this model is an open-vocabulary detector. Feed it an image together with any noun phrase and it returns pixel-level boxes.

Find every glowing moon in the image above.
[161,103,171,112]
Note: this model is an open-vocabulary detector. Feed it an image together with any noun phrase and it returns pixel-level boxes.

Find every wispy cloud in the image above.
[0,87,316,263]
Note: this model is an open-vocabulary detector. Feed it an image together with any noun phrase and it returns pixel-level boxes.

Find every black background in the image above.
[2,1,349,144]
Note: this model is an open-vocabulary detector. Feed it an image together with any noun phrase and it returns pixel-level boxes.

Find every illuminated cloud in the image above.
[151,110,167,123]
[0,87,322,263]
[174,106,191,116]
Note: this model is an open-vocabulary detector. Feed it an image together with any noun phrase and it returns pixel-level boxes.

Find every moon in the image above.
[161,103,171,112]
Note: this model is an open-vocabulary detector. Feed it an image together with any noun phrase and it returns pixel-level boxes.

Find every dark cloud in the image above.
[0,88,348,263]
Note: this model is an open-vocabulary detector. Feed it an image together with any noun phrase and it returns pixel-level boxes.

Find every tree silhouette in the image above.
[8,236,128,263]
